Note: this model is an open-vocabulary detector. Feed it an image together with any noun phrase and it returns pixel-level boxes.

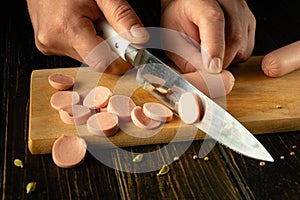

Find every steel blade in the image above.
[133,49,274,162]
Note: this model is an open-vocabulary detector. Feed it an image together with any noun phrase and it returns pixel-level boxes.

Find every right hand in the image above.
[26,0,149,74]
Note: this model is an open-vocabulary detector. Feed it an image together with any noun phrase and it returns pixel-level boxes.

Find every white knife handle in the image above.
[97,20,130,60]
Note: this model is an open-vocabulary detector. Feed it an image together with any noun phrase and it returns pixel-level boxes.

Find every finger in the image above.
[68,17,130,74]
[261,41,300,77]
[96,0,149,44]
[218,0,256,68]
[187,0,225,74]
[182,69,235,98]
[161,28,205,73]
[34,34,83,61]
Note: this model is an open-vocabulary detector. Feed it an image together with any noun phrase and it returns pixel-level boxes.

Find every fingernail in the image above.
[130,24,149,40]
[208,57,222,73]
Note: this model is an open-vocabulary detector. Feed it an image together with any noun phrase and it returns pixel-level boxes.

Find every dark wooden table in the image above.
[1,0,300,199]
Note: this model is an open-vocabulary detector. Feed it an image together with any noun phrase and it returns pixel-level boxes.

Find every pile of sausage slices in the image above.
[48,73,203,168]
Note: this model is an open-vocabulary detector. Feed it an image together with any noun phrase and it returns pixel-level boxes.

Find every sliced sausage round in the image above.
[107,95,136,122]
[142,102,173,122]
[59,105,92,125]
[178,92,203,124]
[131,106,161,129]
[83,86,112,109]
[52,135,87,168]
[86,112,119,137]
[48,73,75,90]
[50,91,80,110]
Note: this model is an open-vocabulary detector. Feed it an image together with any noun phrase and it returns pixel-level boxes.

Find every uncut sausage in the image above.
[50,91,80,110]
[83,86,112,109]
[59,105,92,125]
[48,73,75,90]
[107,95,136,122]
[142,102,173,122]
[131,106,161,129]
[182,69,235,98]
[261,41,300,77]
[178,92,203,124]
[86,112,119,136]
[52,135,87,168]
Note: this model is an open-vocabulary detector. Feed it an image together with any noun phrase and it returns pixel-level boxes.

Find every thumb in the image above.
[96,0,149,44]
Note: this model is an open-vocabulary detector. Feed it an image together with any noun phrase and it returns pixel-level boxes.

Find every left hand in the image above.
[160,0,256,74]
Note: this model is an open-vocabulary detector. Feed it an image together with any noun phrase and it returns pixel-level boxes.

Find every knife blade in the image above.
[97,20,274,162]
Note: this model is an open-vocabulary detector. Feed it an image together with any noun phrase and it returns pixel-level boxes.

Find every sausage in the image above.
[107,95,136,122]
[261,40,300,77]
[142,73,166,87]
[142,102,173,122]
[83,86,112,109]
[182,69,235,98]
[178,92,203,124]
[131,106,161,129]
[86,112,119,136]
[50,91,80,110]
[48,73,75,90]
[79,89,92,102]
[52,135,87,168]
[59,105,92,125]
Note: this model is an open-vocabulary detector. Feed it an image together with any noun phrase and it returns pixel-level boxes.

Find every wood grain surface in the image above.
[28,56,300,154]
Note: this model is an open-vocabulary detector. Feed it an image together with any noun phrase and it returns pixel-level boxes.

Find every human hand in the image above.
[161,0,256,73]
[159,0,255,97]
[262,41,300,77]
[26,0,149,74]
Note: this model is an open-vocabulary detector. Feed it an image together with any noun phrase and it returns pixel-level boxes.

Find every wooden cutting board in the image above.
[28,56,300,154]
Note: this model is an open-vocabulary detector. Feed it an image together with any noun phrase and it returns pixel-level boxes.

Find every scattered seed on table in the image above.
[157,164,170,176]
[132,154,144,163]
[290,152,295,156]
[276,105,282,109]
[26,182,37,194]
[192,155,198,160]
[280,156,285,160]
[259,161,265,167]
[203,156,209,161]
[173,156,179,161]
[14,159,23,168]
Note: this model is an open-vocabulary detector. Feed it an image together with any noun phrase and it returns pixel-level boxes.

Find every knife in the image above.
[97,20,274,162]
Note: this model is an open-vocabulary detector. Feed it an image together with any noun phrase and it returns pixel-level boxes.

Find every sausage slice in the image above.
[142,102,173,122]
[131,106,161,129]
[86,112,119,137]
[107,95,136,122]
[50,91,80,110]
[178,92,203,124]
[59,105,92,125]
[48,73,75,90]
[83,86,112,109]
[52,135,87,168]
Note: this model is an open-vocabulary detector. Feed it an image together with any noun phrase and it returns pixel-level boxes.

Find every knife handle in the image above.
[95,19,130,60]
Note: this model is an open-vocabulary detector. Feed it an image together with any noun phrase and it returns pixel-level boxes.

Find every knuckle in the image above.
[234,51,250,63]
[35,29,60,54]
[111,3,133,23]
[206,8,225,22]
